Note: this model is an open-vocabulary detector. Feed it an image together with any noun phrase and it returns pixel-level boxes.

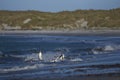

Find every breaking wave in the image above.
[0,64,44,73]
[91,44,120,55]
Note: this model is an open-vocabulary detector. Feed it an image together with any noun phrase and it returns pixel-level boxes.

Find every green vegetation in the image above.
[0,8,120,30]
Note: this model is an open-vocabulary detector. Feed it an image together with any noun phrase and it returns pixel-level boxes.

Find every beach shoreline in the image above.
[0,30,120,36]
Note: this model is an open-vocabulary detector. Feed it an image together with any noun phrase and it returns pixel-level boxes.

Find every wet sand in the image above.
[0,30,120,36]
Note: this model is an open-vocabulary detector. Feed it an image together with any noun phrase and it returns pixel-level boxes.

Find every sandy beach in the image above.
[0,30,120,36]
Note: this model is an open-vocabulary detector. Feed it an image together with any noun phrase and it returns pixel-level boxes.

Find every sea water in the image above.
[0,34,120,80]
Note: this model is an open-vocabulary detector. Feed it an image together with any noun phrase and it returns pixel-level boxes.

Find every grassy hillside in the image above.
[0,8,120,30]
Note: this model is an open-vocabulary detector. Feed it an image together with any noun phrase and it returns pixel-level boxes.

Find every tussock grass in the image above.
[0,8,120,30]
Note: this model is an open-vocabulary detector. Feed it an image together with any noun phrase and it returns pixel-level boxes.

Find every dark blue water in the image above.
[0,34,120,80]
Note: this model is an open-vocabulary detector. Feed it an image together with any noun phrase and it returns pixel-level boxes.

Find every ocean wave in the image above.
[54,47,70,53]
[104,45,115,51]
[70,58,83,62]
[91,44,120,55]
[0,64,44,73]
[24,53,39,62]
[6,48,39,55]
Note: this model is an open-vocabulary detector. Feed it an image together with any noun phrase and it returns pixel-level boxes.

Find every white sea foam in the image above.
[25,53,39,62]
[91,46,103,55]
[0,64,44,73]
[70,58,83,62]
[92,44,120,55]
[92,50,99,54]
[103,44,120,52]
[104,45,115,51]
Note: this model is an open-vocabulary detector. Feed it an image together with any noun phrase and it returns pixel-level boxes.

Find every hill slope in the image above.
[0,8,120,30]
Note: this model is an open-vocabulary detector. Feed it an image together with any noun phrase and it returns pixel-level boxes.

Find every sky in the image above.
[0,0,120,12]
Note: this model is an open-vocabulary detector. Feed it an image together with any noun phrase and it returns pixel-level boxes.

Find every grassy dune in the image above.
[0,8,120,30]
